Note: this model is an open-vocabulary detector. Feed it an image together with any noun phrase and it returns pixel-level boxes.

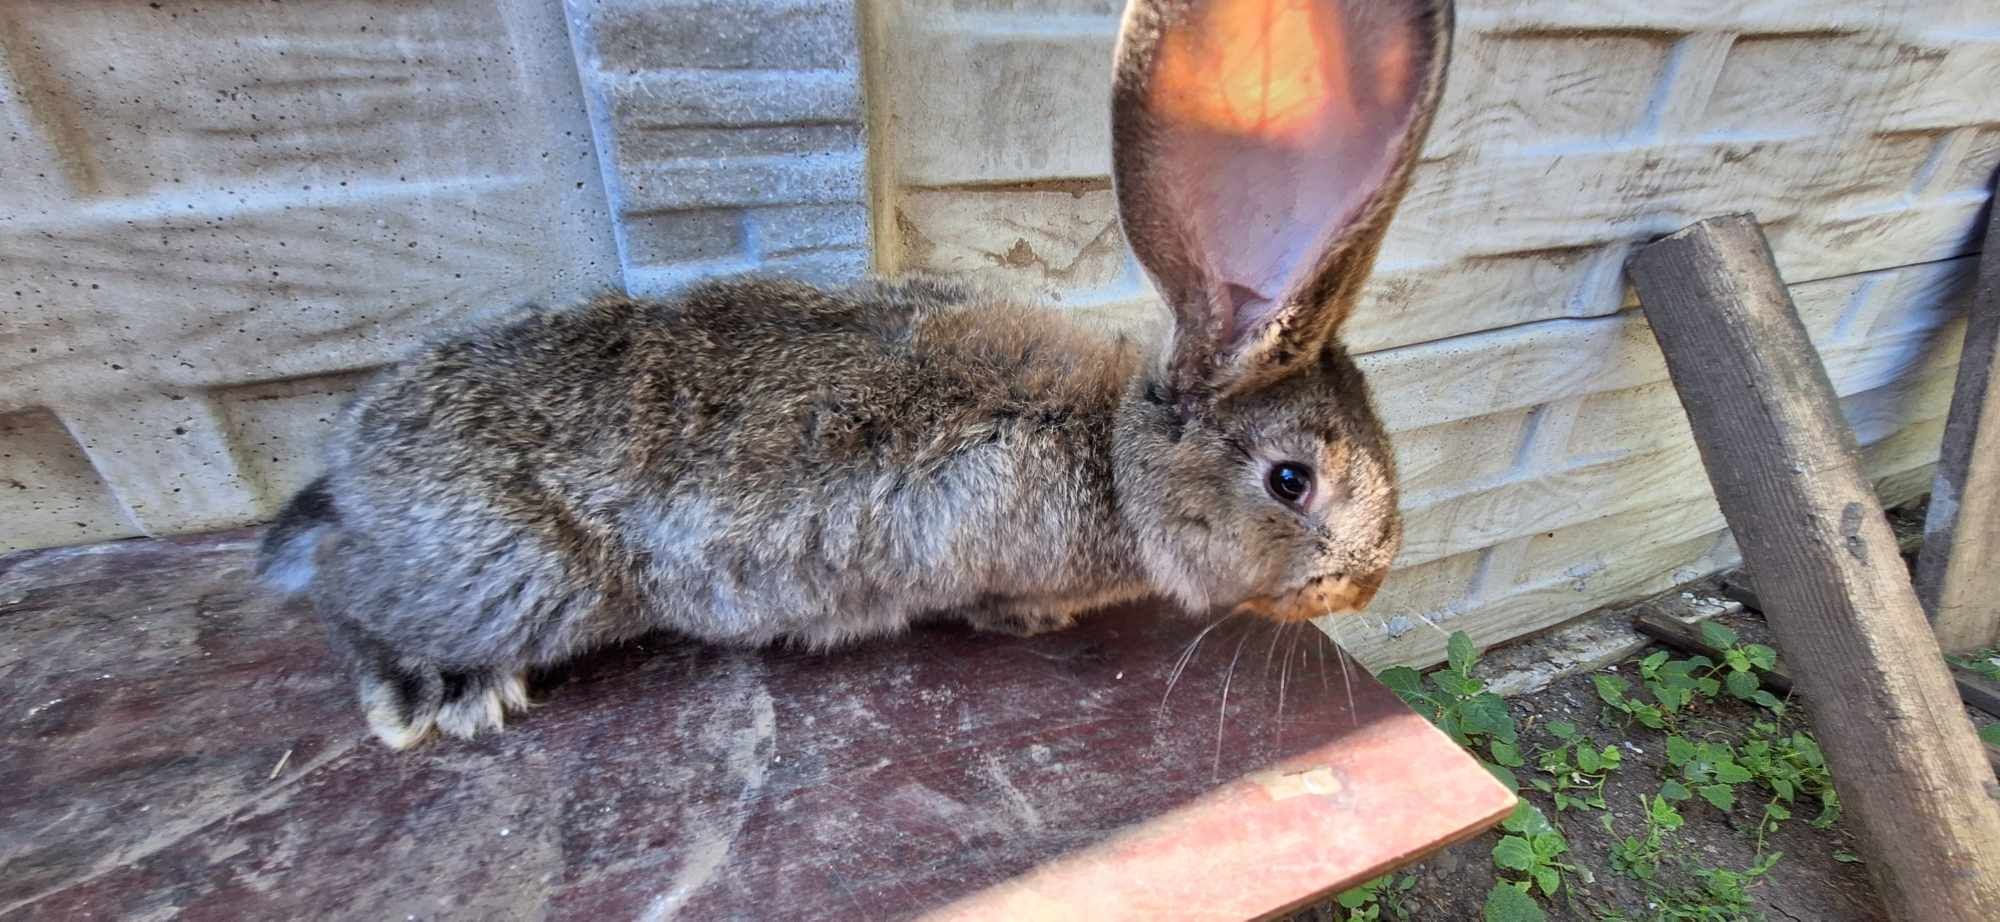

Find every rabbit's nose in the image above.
[1233,568,1389,623]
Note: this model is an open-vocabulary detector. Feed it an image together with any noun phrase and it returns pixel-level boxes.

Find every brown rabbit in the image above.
[259,0,1454,748]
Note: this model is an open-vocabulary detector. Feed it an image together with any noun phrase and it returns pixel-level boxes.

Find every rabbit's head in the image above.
[1109,0,1451,621]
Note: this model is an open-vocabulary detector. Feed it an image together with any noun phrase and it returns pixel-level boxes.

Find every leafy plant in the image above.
[1606,793,1683,881]
[1593,673,1670,730]
[1648,852,1782,922]
[1664,737,1753,812]
[1532,720,1622,812]
[1492,801,1576,898]
[1696,622,1785,713]
[1380,632,1521,791]
[1949,647,2000,683]
[1482,881,1547,922]
[1637,650,1714,718]
[1738,720,1840,835]
[1332,872,1415,921]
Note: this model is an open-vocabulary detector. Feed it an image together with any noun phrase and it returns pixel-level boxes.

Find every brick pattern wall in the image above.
[563,0,871,295]
[868,0,2000,667]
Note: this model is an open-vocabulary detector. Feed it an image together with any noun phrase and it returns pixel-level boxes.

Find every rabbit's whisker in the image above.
[1325,615,1360,726]
[1263,618,1288,679]
[1159,614,1230,720]
[1214,626,1253,782]
[1276,623,1297,748]
[1312,624,1331,697]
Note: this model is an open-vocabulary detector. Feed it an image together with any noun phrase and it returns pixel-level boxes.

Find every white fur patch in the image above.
[260,555,318,595]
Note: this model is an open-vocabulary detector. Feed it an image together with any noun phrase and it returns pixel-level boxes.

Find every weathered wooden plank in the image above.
[1915,188,2000,653]
[1627,214,2000,919]
[0,530,1512,920]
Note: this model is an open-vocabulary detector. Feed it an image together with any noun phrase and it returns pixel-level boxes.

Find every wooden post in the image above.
[1916,195,2000,653]
[1628,215,2000,920]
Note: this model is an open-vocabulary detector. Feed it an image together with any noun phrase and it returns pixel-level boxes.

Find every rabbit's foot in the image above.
[355,658,530,749]
[435,668,532,740]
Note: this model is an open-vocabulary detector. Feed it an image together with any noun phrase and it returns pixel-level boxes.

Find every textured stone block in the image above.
[1431,31,1671,155]
[571,0,869,282]
[621,209,750,268]
[601,69,863,129]
[1,182,617,408]
[1346,244,1626,353]
[1391,409,1535,503]
[886,19,1115,185]
[1701,32,2000,137]
[0,0,616,551]
[215,371,375,515]
[620,151,866,212]
[750,204,869,258]
[895,187,1127,293]
[609,124,865,167]
[580,0,858,72]
[58,392,264,536]
[0,409,137,553]
[0,0,522,201]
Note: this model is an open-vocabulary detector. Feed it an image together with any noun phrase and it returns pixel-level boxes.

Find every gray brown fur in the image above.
[259,0,1453,747]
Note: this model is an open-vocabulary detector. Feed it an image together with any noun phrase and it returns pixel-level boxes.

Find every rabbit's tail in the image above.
[256,475,337,594]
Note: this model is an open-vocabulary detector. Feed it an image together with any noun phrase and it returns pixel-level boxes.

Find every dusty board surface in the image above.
[0,531,1512,921]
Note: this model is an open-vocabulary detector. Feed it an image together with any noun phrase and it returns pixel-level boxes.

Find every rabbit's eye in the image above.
[1266,462,1314,506]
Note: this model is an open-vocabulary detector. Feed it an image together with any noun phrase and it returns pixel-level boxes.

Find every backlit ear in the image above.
[1112,0,1452,394]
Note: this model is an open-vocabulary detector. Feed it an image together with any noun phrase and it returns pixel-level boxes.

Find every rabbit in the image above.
[257,0,1454,749]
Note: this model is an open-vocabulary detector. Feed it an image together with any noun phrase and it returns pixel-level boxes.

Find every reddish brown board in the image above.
[0,530,1512,921]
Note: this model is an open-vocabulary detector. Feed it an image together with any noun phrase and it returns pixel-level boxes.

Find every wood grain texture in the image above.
[1627,214,2000,920]
[0,529,1512,921]
[1916,189,2000,653]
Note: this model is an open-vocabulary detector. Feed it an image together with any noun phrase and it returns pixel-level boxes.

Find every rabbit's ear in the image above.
[1112,0,1451,394]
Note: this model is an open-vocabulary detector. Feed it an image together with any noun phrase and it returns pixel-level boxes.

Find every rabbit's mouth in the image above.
[1232,570,1386,623]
